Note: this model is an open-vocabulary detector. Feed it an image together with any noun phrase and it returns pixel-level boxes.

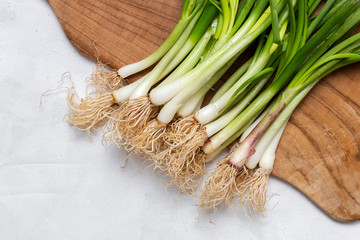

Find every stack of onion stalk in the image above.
[65,0,360,215]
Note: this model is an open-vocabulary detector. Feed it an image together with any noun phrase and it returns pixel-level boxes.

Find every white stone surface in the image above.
[0,1,359,239]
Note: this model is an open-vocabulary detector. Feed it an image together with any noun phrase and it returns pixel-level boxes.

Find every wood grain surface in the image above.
[49,0,360,221]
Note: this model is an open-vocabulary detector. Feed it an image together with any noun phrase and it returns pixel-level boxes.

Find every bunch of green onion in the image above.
[64,0,360,215]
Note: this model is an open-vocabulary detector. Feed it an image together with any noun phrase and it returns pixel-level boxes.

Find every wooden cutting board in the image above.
[49,0,360,221]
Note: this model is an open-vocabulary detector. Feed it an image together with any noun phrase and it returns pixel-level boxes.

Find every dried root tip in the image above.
[102,108,124,149]
[158,116,208,194]
[242,167,271,215]
[167,151,207,195]
[233,167,253,209]
[200,160,247,214]
[67,89,116,134]
[103,96,159,150]
[165,115,204,148]
[87,62,123,92]
[130,120,167,160]
[163,116,207,167]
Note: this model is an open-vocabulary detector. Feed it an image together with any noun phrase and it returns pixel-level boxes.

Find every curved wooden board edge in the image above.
[273,65,360,222]
[48,0,360,221]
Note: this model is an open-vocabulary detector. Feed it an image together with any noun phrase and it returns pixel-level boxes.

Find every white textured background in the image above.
[0,1,359,239]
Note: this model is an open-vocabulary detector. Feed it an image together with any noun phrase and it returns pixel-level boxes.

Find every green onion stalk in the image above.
[200,2,360,214]
[158,3,290,194]
[207,0,254,55]
[176,53,246,118]
[196,22,288,125]
[66,0,207,134]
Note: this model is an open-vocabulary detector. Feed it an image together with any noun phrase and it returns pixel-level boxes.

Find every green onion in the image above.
[205,1,360,158]
[117,0,205,78]
[62,0,360,209]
